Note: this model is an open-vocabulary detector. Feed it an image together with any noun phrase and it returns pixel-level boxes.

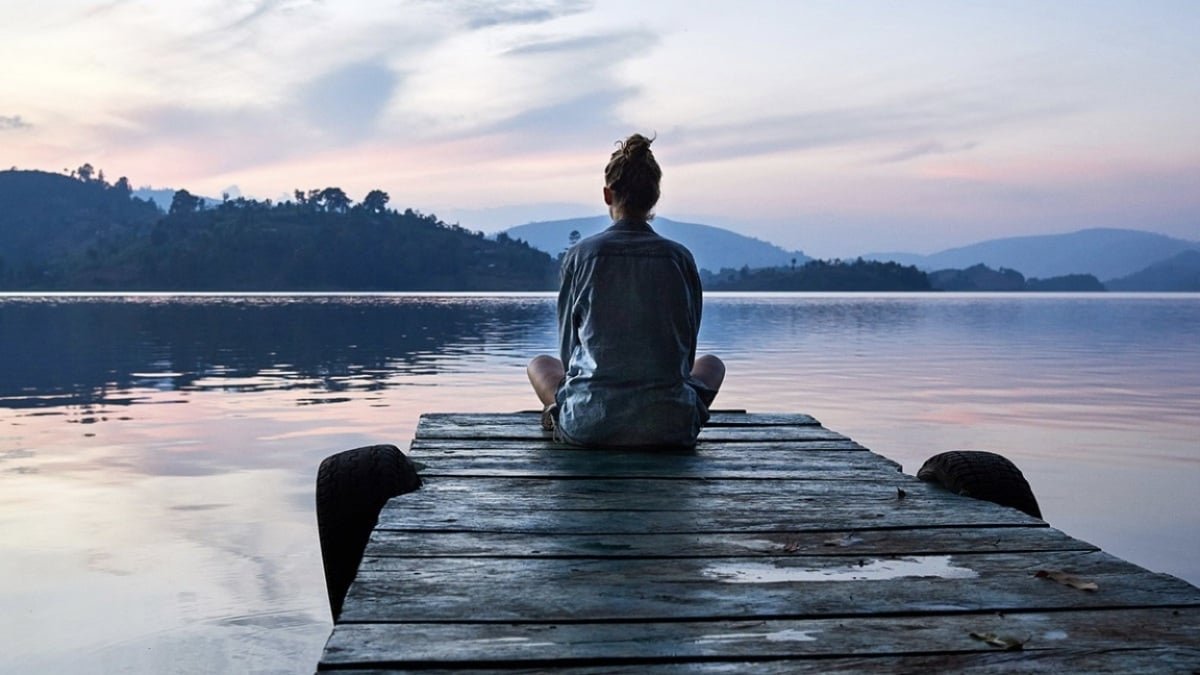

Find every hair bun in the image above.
[604,132,662,218]
[620,133,655,160]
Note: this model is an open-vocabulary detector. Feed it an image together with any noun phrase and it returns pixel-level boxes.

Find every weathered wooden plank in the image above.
[705,413,819,427]
[409,438,869,452]
[319,647,1200,674]
[354,549,1156,580]
[322,607,1200,667]
[388,474,1011,510]
[342,550,1200,623]
[371,475,1042,533]
[374,491,1039,533]
[409,474,976,497]
[407,450,902,480]
[408,445,888,465]
[419,412,821,428]
[364,526,1092,559]
[414,424,850,442]
[410,465,902,481]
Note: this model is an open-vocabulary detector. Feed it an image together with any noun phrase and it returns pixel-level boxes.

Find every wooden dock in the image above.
[319,411,1200,672]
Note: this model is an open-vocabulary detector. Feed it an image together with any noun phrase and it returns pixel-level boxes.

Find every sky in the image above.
[2,1,1198,257]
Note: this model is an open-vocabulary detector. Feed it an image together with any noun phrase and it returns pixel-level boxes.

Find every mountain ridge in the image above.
[1106,250,1200,291]
[863,227,1199,280]
[502,216,810,272]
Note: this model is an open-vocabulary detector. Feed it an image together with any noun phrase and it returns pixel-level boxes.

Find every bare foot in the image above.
[540,403,558,431]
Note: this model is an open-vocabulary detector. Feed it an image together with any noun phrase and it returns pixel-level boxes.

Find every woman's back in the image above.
[555,219,706,446]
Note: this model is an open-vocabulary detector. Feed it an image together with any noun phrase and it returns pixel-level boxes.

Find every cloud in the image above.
[106,104,305,174]
[40,0,134,28]
[221,0,288,33]
[80,0,132,19]
[488,86,637,140]
[668,86,1072,165]
[877,140,979,164]
[504,28,656,59]
[0,115,31,131]
[502,33,614,56]
[103,55,403,176]
[193,0,331,51]
[21,2,633,180]
[446,0,594,29]
[297,61,401,140]
[174,0,328,66]
[475,30,658,143]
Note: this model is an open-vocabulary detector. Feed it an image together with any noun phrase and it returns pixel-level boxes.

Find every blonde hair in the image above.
[604,133,661,218]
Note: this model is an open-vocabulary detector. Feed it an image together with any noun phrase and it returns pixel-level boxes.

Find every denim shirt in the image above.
[554,218,709,447]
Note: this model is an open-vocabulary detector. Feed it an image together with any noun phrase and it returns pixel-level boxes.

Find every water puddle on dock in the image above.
[467,637,558,649]
[702,555,978,583]
[696,628,819,645]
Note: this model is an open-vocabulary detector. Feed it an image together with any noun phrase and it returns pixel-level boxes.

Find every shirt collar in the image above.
[608,218,654,233]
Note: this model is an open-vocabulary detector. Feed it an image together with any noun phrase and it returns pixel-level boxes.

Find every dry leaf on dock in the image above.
[1034,569,1099,591]
[970,631,1028,650]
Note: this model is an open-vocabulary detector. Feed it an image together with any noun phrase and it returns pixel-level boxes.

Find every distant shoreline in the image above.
[3,290,1196,299]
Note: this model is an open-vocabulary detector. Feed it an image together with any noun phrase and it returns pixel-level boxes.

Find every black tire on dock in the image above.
[917,450,1042,519]
[316,444,421,620]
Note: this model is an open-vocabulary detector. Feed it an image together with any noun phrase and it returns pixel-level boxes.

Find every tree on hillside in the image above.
[319,187,351,213]
[76,163,95,182]
[112,176,132,197]
[169,189,202,215]
[305,188,323,209]
[362,189,390,214]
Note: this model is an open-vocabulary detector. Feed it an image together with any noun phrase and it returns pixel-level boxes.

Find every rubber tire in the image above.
[917,450,1042,519]
[316,444,421,620]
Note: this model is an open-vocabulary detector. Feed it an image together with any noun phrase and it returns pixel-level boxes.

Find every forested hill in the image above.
[703,259,932,291]
[0,169,557,290]
[0,168,160,278]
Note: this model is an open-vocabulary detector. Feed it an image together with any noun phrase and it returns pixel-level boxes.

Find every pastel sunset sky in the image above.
[2,0,1197,257]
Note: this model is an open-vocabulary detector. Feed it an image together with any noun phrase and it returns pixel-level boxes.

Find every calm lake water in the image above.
[1,292,1198,673]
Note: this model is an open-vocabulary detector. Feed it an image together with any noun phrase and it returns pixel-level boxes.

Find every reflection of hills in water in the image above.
[7,293,1191,416]
[0,296,555,410]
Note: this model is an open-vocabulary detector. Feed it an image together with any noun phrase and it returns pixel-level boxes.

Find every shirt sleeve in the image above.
[686,251,703,368]
[557,251,577,368]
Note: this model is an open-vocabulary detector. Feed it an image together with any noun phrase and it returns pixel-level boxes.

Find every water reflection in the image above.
[703,294,1200,436]
[6,293,1195,411]
[0,295,556,411]
[1,293,1197,673]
